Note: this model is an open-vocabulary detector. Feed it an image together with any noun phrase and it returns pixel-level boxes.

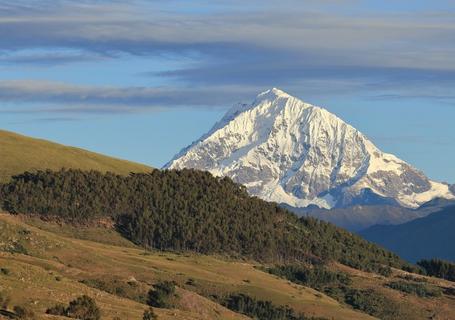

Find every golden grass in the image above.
[334,263,455,320]
[2,212,455,320]
[0,130,152,182]
[0,214,374,320]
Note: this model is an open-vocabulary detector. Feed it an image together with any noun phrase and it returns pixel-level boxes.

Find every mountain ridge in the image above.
[166,88,454,209]
[360,204,455,262]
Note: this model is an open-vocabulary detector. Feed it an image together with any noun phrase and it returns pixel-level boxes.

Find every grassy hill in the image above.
[0,213,454,320]
[0,130,152,182]
[0,213,374,320]
[1,169,455,319]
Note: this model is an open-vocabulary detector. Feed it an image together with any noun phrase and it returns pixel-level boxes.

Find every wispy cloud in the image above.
[0,80,262,113]
[2,1,455,69]
[0,0,454,113]
[0,51,108,66]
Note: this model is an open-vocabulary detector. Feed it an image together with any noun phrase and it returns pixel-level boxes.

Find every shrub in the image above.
[66,295,101,320]
[344,289,402,319]
[7,243,28,255]
[46,303,67,316]
[376,265,392,277]
[13,305,36,319]
[0,291,11,309]
[386,280,442,298]
[147,281,177,308]
[267,264,352,301]
[143,307,158,320]
[0,268,10,276]
[222,293,324,320]
[80,278,147,304]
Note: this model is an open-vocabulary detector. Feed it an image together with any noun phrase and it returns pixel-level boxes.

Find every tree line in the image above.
[0,169,414,273]
[417,259,455,281]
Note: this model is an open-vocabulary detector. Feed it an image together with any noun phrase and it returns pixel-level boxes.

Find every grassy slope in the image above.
[334,263,455,320]
[0,213,374,320]
[0,130,152,182]
[2,214,454,320]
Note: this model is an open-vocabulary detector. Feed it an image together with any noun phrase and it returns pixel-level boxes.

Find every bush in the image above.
[376,265,393,277]
[222,293,324,320]
[267,265,352,290]
[0,291,11,309]
[47,295,100,320]
[267,264,352,301]
[147,281,176,308]
[143,307,158,320]
[46,303,67,316]
[80,278,147,304]
[0,268,10,276]
[13,305,36,319]
[66,295,101,320]
[7,243,28,255]
[344,289,402,319]
[386,280,442,298]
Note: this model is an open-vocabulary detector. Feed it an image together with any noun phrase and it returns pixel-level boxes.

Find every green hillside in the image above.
[0,169,412,274]
[1,169,455,319]
[1,212,455,320]
[0,130,152,182]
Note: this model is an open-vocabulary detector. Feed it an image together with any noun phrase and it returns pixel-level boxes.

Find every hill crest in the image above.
[0,129,152,181]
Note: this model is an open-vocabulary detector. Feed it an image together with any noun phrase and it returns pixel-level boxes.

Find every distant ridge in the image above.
[360,204,455,262]
[0,129,152,181]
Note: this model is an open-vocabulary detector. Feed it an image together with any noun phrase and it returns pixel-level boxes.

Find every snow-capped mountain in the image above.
[165,88,454,209]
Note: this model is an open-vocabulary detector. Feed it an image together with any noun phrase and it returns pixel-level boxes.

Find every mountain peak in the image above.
[166,89,454,209]
[256,87,292,100]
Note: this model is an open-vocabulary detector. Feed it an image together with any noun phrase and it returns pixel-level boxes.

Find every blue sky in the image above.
[1,0,455,182]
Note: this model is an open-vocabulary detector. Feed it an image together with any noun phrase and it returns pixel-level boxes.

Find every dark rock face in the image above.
[450,184,455,195]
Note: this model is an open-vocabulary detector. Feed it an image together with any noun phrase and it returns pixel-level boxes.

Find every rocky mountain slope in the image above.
[166,88,454,209]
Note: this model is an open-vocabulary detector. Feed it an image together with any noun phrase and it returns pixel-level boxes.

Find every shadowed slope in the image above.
[360,205,455,262]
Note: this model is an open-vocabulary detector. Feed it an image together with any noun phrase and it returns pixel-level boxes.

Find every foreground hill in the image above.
[0,129,152,182]
[360,205,455,262]
[1,169,455,319]
[0,213,377,320]
[166,88,453,210]
[1,213,455,319]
